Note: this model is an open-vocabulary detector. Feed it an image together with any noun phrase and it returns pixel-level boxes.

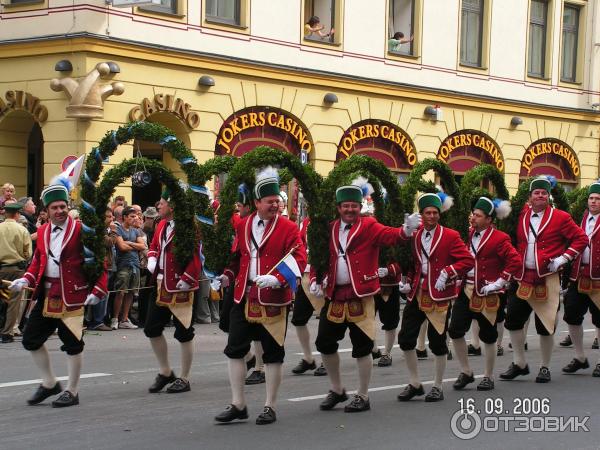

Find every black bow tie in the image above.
[425,231,431,239]
[532,213,539,218]
[589,216,595,222]
[53,226,62,232]
[258,220,264,227]
[344,224,352,231]
[474,232,480,238]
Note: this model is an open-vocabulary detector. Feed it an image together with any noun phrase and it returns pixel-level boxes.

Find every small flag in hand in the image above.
[275,253,301,291]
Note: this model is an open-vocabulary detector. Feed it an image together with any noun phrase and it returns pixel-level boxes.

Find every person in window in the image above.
[388,32,413,53]
[304,16,334,41]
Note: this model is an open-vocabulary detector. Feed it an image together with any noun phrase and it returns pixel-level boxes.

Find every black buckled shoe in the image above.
[371,349,382,360]
[313,363,327,376]
[535,366,551,383]
[377,354,392,367]
[499,363,530,380]
[592,338,599,350]
[416,349,428,360]
[215,404,249,423]
[559,335,573,347]
[397,384,424,401]
[319,389,348,410]
[424,386,444,402]
[562,358,589,373]
[292,359,316,374]
[1,334,14,343]
[453,372,475,390]
[27,382,62,405]
[467,344,481,356]
[166,377,190,393]
[51,390,79,408]
[477,377,495,391]
[256,406,277,425]
[148,371,176,393]
[592,363,600,377]
[245,370,265,385]
[344,395,370,413]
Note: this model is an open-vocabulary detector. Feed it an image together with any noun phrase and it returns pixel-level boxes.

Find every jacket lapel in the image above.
[331,219,341,255]
[429,225,443,256]
[259,214,278,248]
[537,206,553,236]
[244,212,255,254]
[414,228,424,265]
[345,217,361,250]
[476,227,494,252]
[60,217,76,252]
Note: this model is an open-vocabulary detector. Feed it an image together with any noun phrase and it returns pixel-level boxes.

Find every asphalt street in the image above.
[1,312,599,450]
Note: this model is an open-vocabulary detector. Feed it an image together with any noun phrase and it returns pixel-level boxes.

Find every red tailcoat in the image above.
[407,226,474,301]
[312,216,410,299]
[23,217,108,306]
[515,206,587,281]
[148,219,201,292]
[467,227,522,295]
[224,213,307,306]
[570,210,600,281]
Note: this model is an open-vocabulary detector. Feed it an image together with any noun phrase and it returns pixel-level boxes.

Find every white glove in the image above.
[217,274,230,289]
[481,278,506,296]
[84,293,102,306]
[434,270,448,291]
[8,278,28,292]
[147,257,157,275]
[322,276,329,290]
[176,279,191,290]
[309,281,324,297]
[398,281,411,294]
[378,267,389,278]
[210,278,222,291]
[254,274,280,289]
[548,255,568,273]
[403,212,422,236]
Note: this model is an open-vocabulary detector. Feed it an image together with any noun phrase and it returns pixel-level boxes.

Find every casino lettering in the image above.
[522,140,580,177]
[438,132,504,171]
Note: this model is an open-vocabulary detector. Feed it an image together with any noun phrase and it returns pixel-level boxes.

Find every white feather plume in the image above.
[351,176,374,197]
[494,200,512,220]
[256,166,279,183]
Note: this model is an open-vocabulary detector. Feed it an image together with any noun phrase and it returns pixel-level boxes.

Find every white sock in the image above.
[539,334,554,368]
[568,324,585,361]
[356,355,372,398]
[404,349,420,387]
[228,358,246,409]
[416,322,427,351]
[66,353,82,395]
[510,329,527,368]
[253,341,264,371]
[433,354,446,389]
[180,340,194,380]
[471,321,481,349]
[384,329,396,356]
[452,337,471,375]
[149,335,171,376]
[497,321,505,346]
[30,346,57,388]
[295,326,314,363]
[322,353,343,394]
[264,363,282,408]
[484,342,496,379]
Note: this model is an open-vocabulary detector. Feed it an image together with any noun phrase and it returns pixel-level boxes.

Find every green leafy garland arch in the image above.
[210,146,322,273]
[79,121,206,283]
[568,187,588,225]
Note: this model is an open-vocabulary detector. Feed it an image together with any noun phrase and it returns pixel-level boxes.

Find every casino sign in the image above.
[437,129,504,172]
[520,138,579,186]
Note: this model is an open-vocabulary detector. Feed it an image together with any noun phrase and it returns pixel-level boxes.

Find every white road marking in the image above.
[287,375,485,402]
[0,373,111,388]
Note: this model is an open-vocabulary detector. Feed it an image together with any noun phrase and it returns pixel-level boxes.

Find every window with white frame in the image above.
[140,0,177,15]
[528,0,549,78]
[560,4,580,83]
[460,0,484,67]
[388,0,415,55]
[304,0,336,43]
[206,0,241,26]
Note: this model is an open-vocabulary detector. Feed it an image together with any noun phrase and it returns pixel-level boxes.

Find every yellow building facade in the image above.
[0,36,599,206]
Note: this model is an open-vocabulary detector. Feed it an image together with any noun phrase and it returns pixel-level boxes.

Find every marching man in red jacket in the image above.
[501,176,587,383]
[10,181,107,407]
[144,189,201,394]
[214,167,307,425]
[562,181,600,376]
[397,192,473,402]
[448,197,521,391]
[311,178,421,413]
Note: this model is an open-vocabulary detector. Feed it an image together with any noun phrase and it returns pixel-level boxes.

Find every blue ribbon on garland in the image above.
[179,157,196,165]
[83,171,95,187]
[189,185,209,195]
[84,257,96,264]
[81,223,96,234]
[196,215,214,226]
[110,131,119,149]
[198,242,215,279]
[83,246,95,258]
[81,199,96,212]
[159,135,177,146]
[93,148,103,163]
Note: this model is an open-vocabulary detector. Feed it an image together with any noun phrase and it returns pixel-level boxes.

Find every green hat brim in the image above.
[254,178,279,200]
[529,178,551,193]
[3,203,23,212]
[336,186,363,204]
[473,197,494,216]
[588,183,600,196]
[418,193,442,211]
[41,186,69,207]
